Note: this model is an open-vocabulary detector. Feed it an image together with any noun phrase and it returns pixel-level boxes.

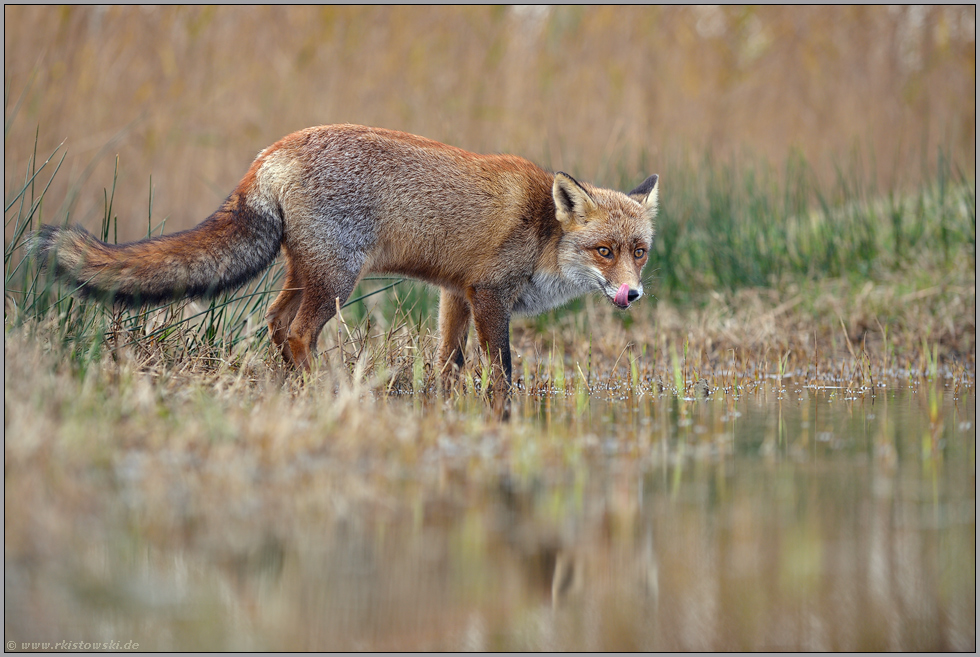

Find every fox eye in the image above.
[597,246,613,259]
[633,247,646,259]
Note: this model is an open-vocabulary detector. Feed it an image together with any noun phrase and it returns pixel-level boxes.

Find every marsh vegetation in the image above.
[4,6,976,651]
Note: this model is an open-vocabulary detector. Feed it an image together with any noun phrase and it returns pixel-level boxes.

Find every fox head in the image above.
[553,171,659,309]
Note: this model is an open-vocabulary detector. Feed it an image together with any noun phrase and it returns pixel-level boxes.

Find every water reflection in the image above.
[4,385,974,650]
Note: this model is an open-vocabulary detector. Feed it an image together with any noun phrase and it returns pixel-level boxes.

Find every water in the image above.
[4,384,975,651]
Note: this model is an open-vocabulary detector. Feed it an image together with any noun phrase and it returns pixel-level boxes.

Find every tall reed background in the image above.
[5,6,974,238]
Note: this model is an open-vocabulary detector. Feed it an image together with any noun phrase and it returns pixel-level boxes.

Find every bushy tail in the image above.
[33,188,283,306]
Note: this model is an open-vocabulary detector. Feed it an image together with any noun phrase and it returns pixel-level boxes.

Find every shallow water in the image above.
[5,383,975,651]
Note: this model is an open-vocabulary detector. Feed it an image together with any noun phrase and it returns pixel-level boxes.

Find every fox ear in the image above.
[628,174,659,214]
[553,172,598,226]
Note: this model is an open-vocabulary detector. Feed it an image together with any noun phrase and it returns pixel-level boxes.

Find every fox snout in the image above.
[612,283,642,309]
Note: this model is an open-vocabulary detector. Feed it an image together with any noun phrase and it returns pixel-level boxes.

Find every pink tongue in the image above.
[614,284,631,307]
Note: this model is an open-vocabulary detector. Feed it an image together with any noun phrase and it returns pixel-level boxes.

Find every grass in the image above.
[4,132,974,651]
[4,131,975,393]
[6,319,971,650]
[646,148,975,298]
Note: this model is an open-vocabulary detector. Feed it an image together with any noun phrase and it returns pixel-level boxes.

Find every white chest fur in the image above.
[511,269,595,316]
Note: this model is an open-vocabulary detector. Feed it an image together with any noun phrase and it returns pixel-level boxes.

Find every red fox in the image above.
[35,124,659,390]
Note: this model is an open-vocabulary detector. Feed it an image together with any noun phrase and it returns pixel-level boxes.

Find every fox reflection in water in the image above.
[493,474,659,609]
[198,475,660,645]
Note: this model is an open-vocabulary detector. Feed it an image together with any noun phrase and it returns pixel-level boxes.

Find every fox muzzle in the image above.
[613,283,642,308]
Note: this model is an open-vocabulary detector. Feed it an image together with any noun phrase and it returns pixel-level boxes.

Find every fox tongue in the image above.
[614,284,631,307]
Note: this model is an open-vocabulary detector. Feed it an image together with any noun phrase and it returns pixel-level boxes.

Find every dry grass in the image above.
[4,294,975,649]
[4,6,975,241]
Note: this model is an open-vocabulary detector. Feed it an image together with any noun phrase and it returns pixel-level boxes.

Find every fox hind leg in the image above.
[266,250,303,364]
[285,264,360,371]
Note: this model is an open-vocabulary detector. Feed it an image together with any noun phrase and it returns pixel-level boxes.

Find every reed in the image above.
[4,7,974,242]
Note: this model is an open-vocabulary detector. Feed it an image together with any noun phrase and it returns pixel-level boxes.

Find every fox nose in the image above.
[613,284,642,308]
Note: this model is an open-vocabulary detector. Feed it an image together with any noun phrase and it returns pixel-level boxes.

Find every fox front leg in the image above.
[466,286,513,395]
